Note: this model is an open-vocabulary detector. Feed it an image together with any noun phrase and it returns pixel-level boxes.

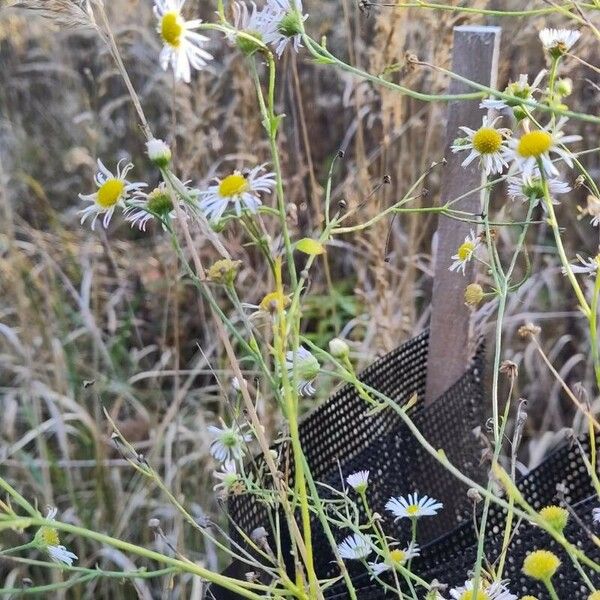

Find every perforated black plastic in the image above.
[326,430,600,598]
[210,332,600,599]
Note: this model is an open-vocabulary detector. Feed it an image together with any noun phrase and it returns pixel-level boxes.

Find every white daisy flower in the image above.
[504,118,581,180]
[385,493,443,521]
[593,507,600,524]
[479,71,546,112]
[124,184,179,231]
[337,533,373,560]
[213,460,241,493]
[539,28,581,57]
[564,254,600,277]
[346,470,369,494]
[262,0,307,57]
[451,116,509,176]
[285,346,320,397]
[154,0,213,83]
[449,230,479,276]
[34,507,78,566]
[449,579,517,600]
[79,159,146,230]
[507,170,571,207]
[367,543,420,577]
[208,422,252,462]
[146,138,172,167]
[199,165,276,222]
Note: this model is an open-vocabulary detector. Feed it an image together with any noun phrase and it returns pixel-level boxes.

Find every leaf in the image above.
[296,238,325,256]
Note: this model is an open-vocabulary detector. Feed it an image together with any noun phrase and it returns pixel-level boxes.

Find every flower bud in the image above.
[329,337,349,359]
[556,78,572,97]
[146,139,172,168]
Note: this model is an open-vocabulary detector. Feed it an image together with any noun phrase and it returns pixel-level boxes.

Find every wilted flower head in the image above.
[564,254,600,277]
[507,170,571,208]
[261,0,307,57]
[213,460,242,494]
[207,258,242,285]
[230,2,267,55]
[480,71,545,118]
[464,283,484,307]
[124,184,178,231]
[285,346,320,397]
[208,422,252,462]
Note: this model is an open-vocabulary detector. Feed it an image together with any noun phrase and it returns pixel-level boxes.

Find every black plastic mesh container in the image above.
[210,331,600,599]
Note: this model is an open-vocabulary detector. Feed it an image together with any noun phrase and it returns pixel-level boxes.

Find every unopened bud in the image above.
[146,138,171,167]
[329,337,349,359]
[556,78,572,97]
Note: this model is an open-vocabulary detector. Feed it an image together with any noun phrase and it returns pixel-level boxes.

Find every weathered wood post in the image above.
[426,26,501,404]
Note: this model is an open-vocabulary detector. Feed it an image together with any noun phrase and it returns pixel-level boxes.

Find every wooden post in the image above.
[425,26,501,404]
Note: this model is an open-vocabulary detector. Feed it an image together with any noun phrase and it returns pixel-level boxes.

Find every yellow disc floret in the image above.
[458,241,475,262]
[389,549,406,564]
[472,127,503,154]
[161,11,184,48]
[219,173,248,198]
[97,179,125,209]
[517,130,552,158]
[539,505,569,533]
[522,549,561,581]
[587,592,600,600]
[39,526,60,547]
[459,590,490,600]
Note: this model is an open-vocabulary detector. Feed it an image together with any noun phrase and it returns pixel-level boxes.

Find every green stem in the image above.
[540,169,591,316]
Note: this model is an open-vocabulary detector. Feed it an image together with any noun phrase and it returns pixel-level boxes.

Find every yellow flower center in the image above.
[517,130,552,158]
[539,505,568,532]
[389,549,406,564]
[588,592,600,600]
[458,241,475,261]
[219,173,248,198]
[522,550,561,581]
[161,11,184,48]
[472,127,503,154]
[459,590,491,600]
[39,526,60,547]
[97,178,125,209]
[405,504,419,516]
